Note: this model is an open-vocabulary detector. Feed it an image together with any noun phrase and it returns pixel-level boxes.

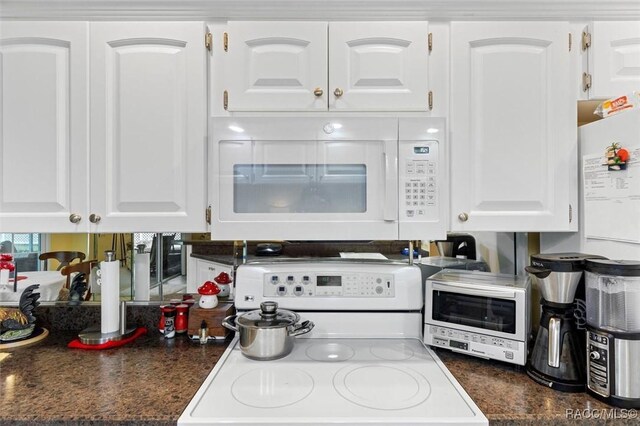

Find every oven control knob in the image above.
[270,275,279,284]
[590,351,601,360]
[294,286,304,296]
[302,275,310,284]
[276,286,287,296]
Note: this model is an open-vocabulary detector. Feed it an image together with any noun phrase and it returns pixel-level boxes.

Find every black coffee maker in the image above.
[525,253,606,392]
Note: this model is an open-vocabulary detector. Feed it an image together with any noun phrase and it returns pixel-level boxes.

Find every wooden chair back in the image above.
[60,259,98,301]
[39,251,86,271]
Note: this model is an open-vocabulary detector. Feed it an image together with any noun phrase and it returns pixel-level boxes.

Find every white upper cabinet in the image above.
[328,22,429,111]
[90,22,207,232]
[451,22,577,232]
[225,21,328,111]
[221,21,429,112]
[0,22,89,232]
[589,21,640,99]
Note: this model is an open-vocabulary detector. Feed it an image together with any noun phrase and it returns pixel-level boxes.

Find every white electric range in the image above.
[179,260,488,426]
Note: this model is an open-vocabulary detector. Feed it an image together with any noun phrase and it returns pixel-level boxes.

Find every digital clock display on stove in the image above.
[413,146,430,154]
[317,276,342,286]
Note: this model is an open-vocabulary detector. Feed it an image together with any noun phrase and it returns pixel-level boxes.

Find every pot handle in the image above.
[524,266,552,279]
[289,320,315,337]
[222,315,238,332]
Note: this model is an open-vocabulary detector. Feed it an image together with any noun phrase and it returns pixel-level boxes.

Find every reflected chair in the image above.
[39,251,86,271]
[60,259,98,301]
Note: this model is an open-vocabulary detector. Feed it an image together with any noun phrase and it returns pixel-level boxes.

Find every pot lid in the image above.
[586,259,640,277]
[530,253,607,272]
[236,301,300,329]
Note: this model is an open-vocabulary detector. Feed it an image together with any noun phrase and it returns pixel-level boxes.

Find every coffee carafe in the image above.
[525,253,606,392]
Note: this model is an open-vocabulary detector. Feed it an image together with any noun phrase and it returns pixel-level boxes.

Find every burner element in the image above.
[333,364,431,410]
[231,367,314,408]
[306,343,355,362]
[370,342,415,360]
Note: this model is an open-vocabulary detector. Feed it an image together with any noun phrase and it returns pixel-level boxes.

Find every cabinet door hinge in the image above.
[569,204,573,224]
[205,32,213,51]
[223,90,229,110]
[582,72,592,92]
[582,31,591,51]
[428,91,433,111]
[206,205,212,225]
[568,33,572,51]
[223,32,229,52]
[428,32,433,53]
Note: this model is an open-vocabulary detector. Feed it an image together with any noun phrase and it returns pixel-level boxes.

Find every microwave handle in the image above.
[431,282,516,299]
[383,141,398,222]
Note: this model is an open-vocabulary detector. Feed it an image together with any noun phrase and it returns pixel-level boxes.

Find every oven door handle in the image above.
[432,282,516,299]
[383,141,398,222]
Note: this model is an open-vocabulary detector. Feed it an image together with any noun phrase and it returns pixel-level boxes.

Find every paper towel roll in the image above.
[134,253,151,301]
[100,259,120,334]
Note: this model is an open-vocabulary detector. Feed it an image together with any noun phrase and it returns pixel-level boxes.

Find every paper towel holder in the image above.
[78,251,136,345]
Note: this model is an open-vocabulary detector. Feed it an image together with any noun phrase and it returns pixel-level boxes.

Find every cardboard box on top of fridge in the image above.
[594,91,640,118]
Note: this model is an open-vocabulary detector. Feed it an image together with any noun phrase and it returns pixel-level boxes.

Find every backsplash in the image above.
[35,304,161,333]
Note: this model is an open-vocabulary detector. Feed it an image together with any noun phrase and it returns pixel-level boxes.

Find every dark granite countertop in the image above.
[0,331,229,426]
[0,332,627,425]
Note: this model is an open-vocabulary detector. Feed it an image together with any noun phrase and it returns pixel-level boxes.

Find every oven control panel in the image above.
[424,325,527,366]
[587,330,611,397]
[262,272,395,298]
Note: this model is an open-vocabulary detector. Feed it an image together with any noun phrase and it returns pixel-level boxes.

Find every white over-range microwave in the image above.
[209,117,448,240]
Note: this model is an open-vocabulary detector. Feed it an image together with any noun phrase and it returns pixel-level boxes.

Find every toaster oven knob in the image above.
[458,212,469,222]
[590,351,601,360]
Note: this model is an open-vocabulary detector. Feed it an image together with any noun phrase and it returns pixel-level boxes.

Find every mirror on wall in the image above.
[0,232,187,305]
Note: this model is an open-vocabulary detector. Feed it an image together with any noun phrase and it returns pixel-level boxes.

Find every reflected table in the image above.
[0,271,66,303]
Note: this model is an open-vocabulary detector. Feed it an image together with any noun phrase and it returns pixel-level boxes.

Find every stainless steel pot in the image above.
[222,301,314,360]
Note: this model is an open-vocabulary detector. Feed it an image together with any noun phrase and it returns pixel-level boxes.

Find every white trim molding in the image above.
[1,0,640,20]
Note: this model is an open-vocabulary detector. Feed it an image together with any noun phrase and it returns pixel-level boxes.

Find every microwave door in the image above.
[214,137,398,240]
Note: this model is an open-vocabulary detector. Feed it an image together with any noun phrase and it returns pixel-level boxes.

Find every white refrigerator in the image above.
[541,108,640,260]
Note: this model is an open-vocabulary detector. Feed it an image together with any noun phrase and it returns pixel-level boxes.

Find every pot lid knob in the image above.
[260,301,278,317]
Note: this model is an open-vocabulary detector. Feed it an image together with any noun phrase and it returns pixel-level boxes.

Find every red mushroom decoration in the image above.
[198,281,221,309]
[213,272,232,297]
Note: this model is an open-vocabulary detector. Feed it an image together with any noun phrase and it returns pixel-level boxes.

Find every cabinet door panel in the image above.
[329,22,429,111]
[225,22,328,111]
[0,22,88,232]
[90,22,206,232]
[591,22,640,99]
[451,22,576,232]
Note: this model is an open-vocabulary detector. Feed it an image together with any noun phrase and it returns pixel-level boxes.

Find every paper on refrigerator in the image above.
[582,145,640,244]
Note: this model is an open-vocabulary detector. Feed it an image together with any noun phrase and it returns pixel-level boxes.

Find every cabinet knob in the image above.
[458,212,469,222]
[313,87,324,97]
[334,88,344,98]
[89,213,102,224]
[69,213,82,224]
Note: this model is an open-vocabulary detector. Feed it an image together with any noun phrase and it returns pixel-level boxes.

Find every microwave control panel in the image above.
[262,272,395,298]
[399,141,439,222]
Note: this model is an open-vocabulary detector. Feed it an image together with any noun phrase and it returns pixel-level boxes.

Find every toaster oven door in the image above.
[426,282,526,342]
